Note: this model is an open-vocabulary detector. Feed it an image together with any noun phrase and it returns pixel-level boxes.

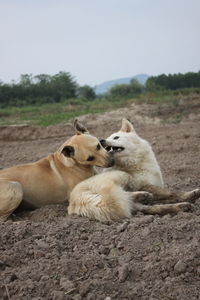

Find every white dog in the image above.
[68,119,199,221]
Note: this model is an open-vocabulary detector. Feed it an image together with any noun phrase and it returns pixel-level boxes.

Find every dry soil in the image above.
[0,96,200,300]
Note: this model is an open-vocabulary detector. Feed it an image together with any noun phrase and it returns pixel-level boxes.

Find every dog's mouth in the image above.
[105,146,125,153]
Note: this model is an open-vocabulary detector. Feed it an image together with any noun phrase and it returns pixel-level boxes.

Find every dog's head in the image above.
[59,119,114,168]
[100,118,148,168]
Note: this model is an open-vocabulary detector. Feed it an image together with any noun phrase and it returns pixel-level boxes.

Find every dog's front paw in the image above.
[183,188,200,203]
[133,191,154,204]
[178,202,193,212]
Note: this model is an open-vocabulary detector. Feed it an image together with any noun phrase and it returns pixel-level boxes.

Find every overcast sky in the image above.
[0,0,200,86]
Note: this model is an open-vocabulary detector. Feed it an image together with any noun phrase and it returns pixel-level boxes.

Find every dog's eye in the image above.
[87,156,95,161]
[113,136,119,140]
[96,143,101,150]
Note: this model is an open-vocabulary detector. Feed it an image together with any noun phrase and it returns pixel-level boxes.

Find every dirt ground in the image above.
[0,95,200,300]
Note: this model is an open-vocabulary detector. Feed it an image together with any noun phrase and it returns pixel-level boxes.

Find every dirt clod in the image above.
[118,264,129,282]
[174,260,187,274]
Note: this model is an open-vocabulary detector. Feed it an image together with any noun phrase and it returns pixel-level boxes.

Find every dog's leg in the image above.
[0,180,23,220]
[131,191,154,203]
[69,184,134,222]
[182,188,200,203]
[135,202,192,215]
[140,185,200,204]
[139,185,181,204]
[130,191,154,214]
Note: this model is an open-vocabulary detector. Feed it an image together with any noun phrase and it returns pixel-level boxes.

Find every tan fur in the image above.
[68,119,200,221]
[0,120,113,220]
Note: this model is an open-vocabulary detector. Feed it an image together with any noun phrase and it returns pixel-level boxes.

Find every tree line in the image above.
[146,71,200,91]
[0,72,95,107]
[0,71,200,107]
[109,71,200,98]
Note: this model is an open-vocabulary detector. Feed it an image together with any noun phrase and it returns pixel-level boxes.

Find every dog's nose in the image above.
[100,139,107,148]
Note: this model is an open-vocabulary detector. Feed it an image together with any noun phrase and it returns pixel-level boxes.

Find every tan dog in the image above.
[0,120,113,220]
[68,119,200,221]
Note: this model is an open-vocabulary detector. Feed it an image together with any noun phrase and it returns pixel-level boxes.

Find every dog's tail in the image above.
[68,185,133,222]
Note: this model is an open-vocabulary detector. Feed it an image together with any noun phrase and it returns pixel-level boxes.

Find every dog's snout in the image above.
[100,139,107,148]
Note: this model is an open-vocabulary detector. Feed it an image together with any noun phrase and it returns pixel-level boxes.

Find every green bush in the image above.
[109,79,143,99]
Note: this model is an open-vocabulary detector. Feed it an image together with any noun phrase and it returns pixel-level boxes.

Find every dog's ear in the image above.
[61,145,75,157]
[74,119,89,135]
[119,118,135,133]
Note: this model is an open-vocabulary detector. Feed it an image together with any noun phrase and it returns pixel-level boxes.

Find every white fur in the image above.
[68,119,164,221]
[104,129,164,189]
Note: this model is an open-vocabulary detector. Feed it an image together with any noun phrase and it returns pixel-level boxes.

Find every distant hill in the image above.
[94,74,149,95]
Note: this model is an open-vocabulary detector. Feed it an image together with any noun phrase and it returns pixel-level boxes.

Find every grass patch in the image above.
[0,98,131,126]
[0,88,199,126]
